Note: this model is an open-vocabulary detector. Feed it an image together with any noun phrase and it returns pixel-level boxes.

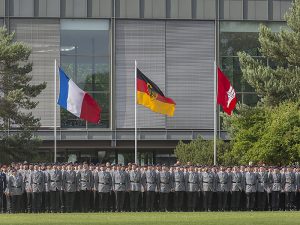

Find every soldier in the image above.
[24,164,33,213]
[202,167,215,211]
[257,166,269,211]
[173,165,185,212]
[216,166,229,211]
[94,164,112,212]
[43,164,51,213]
[282,166,297,210]
[112,164,129,212]
[63,164,77,213]
[49,163,62,213]
[185,165,199,212]
[129,164,143,212]
[77,162,93,212]
[0,165,7,213]
[245,166,258,211]
[269,167,283,211]
[30,164,45,213]
[240,165,247,211]
[6,169,24,213]
[157,164,172,212]
[144,165,157,212]
[230,166,243,211]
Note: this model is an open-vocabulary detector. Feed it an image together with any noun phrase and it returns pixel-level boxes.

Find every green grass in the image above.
[0,212,299,225]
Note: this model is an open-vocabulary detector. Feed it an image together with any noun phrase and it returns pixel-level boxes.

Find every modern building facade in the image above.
[0,0,292,164]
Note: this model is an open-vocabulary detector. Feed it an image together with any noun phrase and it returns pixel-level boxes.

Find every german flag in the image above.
[136,68,176,117]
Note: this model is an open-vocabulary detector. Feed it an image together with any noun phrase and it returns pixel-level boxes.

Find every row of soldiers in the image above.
[1,162,300,213]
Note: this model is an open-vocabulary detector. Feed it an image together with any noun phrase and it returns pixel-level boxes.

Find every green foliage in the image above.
[174,136,232,165]
[237,0,300,106]
[0,27,46,163]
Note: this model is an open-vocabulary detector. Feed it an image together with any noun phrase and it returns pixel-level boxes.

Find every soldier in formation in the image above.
[1,162,300,213]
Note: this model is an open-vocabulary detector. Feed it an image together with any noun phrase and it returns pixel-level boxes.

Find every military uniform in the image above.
[202,171,215,211]
[94,170,112,212]
[112,170,129,212]
[62,169,77,212]
[6,173,24,213]
[269,172,283,211]
[30,170,45,213]
[282,171,296,210]
[245,171,258,210]
[185,170,199,211]
[78,169,93,212]
[0,171,6,213]
[49,169,62,212]
[257,171,269,211]
[129,169,143,212]
[157,170,172,212]
[143,169,157,212]
[24,170,32,212]
[43,169,50,212]
[230,171,243,211]
[216,171,229,211]
[173,170,185,211]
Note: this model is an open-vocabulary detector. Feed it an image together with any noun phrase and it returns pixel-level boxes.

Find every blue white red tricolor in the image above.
[57,68,102,124]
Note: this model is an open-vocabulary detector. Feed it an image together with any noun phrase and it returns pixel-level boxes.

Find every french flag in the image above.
[57,68,102,124]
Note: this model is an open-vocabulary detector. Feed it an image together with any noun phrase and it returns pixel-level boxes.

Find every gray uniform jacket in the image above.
[257,172,269,192]
[63,170,78,192]
[43,170,50,192]
[112,170,129,192]
[78,169,93,191]
[216,172,229,192]
[282,172,296,192]
[157,171,173,193]
[24,170,32,192]
[144,170,157,192]
[173,171,186,192]
[49,169,62,191]
[30,170,45,192]
[129,170,143,192]
[6,174,24,195]
[269,172,283,192]
[245,172,258,193]
[231,172,243,192]
[185,171,199,192]
[0,172,7,193]
[94,171,112,193]
[202,172,215,192]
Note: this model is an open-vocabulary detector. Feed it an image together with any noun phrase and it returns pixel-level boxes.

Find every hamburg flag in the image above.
[136,68,176,117]
[217,67,237,115]
[57,68,102,124]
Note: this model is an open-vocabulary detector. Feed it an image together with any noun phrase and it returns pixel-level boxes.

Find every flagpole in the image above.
[54,59,57,163]
[134,60,137,164]
[214,61,217,166]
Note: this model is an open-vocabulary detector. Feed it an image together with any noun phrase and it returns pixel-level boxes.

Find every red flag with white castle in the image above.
[217,67,237,115]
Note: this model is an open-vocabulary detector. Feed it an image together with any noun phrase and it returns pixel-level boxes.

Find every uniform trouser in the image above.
[0,192,4,212]
[11,195,22,213]
[246,192,256,210]
[217,192,228,211]
[231,191,241,211]
[146,191,155,212]
[50,191,60,212]
[32,192,42,213]
[92,191,98,212]
[203,191,213,211]
[159,192,169,211]
[115,191,125,212]
[59,190,65,212]
[187,192,197,211]
[267,192,272,210]
[272,191,280,211]
[109,191,115,211]
[129,191,140,212]
[80,190,91,212]
[174,191,184,211]
[240,191,247,210]
[44,192,50,212]
[99,192,109,212]
[285,192,295,210]
[6,194,11,213]
[257,192,267,211]
[64,192,75,212]
[26,192,32,212]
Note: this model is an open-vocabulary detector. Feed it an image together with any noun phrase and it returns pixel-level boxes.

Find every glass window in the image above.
[11,0,34,17]
[90,0,112,18]
[38,0,60,17]
[144,0,166,18]
[222,0,243,20]
[119,0,140,18]
[195,0,216,19]
[64,0,87,17]
[247,0,268,20]
[60,19,110,128]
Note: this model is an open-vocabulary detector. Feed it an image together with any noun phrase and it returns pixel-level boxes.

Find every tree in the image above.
[0,27,46,163]
[174,137,232,165]
[238,0,300,106]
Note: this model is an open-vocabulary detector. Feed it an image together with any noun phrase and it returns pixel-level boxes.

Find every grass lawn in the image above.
[0,212,299,225]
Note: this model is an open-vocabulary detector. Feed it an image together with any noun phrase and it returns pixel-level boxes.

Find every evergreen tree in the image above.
[0,27,46,163]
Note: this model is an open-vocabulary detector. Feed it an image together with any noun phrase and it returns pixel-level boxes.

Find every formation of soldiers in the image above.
[1,161,300,213]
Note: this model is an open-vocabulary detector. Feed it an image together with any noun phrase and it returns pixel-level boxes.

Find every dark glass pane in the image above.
[243,93,260,106]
